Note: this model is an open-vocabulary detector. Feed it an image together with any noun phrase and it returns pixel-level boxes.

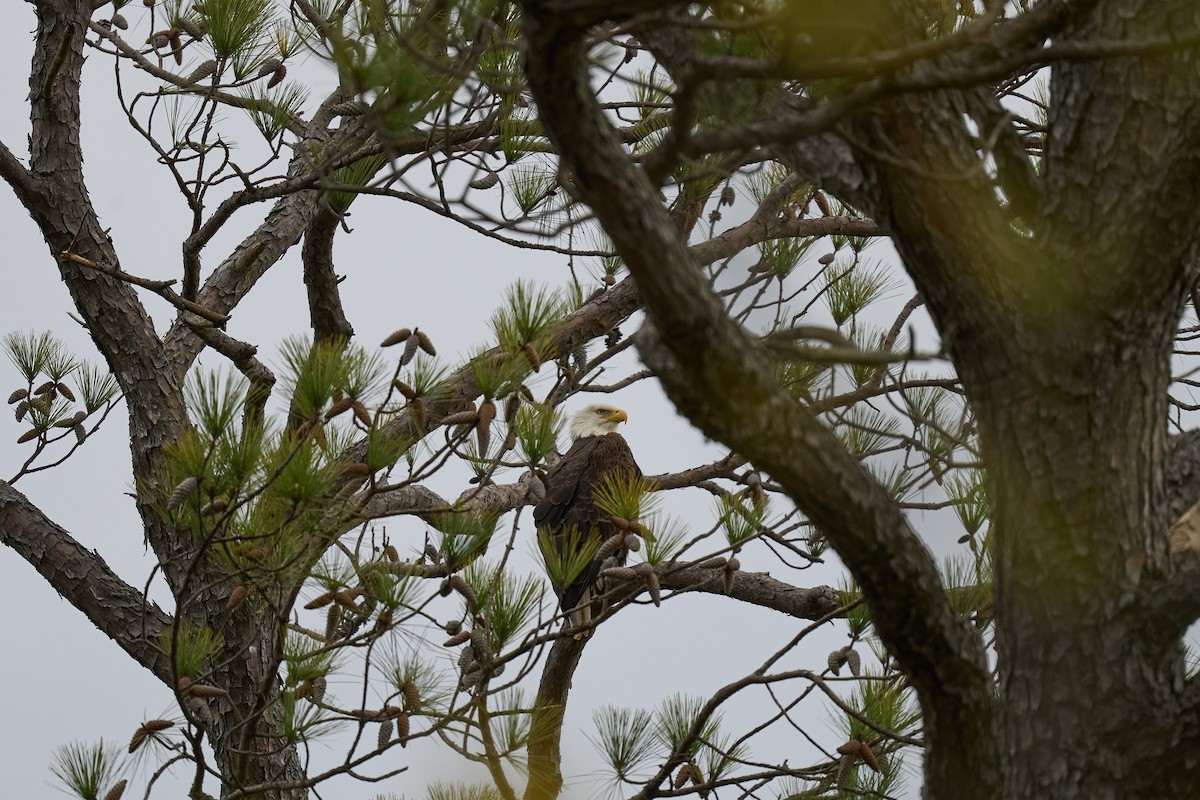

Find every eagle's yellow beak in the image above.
[607,408,629,424]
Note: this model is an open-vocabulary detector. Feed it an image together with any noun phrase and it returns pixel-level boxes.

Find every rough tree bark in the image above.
[521,0,1200,797]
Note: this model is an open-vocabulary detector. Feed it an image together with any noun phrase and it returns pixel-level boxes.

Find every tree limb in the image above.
[519,5,996,795]
[0,480,174,681]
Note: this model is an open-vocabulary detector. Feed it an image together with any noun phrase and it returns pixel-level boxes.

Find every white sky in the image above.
[0,5,970,799]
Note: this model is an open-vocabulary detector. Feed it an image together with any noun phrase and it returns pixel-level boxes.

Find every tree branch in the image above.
[0,480,174,682]
[519,5,997,795]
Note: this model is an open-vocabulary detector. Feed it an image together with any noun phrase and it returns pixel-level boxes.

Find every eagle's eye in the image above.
[596,409,607,415]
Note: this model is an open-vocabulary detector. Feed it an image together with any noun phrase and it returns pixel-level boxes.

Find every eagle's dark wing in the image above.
[533,433,641,620]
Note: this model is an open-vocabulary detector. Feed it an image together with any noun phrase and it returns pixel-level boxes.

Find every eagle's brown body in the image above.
[533,431,641,628]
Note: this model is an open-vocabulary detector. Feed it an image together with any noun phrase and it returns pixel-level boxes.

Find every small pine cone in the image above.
[478,398,497,426]
[54,410,87,427]
[627,520,643,536]
[73,423,86,444]
[6,389,27,404]
[257,57,284,82]
[458,644,476,671]
[310,676,328,704]
[55,382,76,402]
[445,618,462,635]
[17,427,40,444]
[845,647,862,677]
[184,59,218,84]
[851,739,880,772]
[396,710,410,744]
[177,676,193,693]
[333,589,361,609]
[697,557,727,570]
[632,562,655,577]
[401,681,422,712]
[441,410,479,427]
[601,566,638,582]
[719,185,736,206]
[393,379,418,400]
[818,253,835,266]
[646,572,661,607]
[521,343,541,372]
[324,396,354,421]
[147,30,172,49]
[722,564,736,595]
[596,533,624,562]
[384,544,399,562]
[443,630,471,647]
[331,101,366,116]
[469,172,500,190]
[128,728,148,753]
[673,763,692,789]
[381,328,412,347]
[169,31,183,64]
[226,584,248,611]
[470,629,492,661]
[143,719,174,732]
[726,557,741,572]
[410,398,427,428]
[325,606,343,641]
[415,329,436,356]
[836,754,855,788]
[305,591,334,610]
[624,534,641,552]
[187,684,228,698]
[450,575,478,607]
[143,0,155,6]
[377,718,393,749]
[827,647,848,676]
[605,328,623,349]
[167,476,200,510]
[602,273,616,286]
[401,335,420,366]
[502,429,517,452]
[351,400,372,427]
[295,680,311,700]
[814,191,832,217]
[104,778,128,800]
[111,13,129,30]
[178,16,206,39]
[610,516,631,531]
[503,394,520,423]
[476,418,492,454]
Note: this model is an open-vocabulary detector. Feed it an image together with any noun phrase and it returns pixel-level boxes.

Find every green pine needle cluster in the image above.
[430,507,499,570]
[592,472,658,522]
[536,528,599,591]
[640,515,688,565]
[823,259,900,327]
[427,782,505,800]
[48,739,125,800]
[159,621,223,678]
[490,280,566,354]
[589,705,657,781]
[462,562,544,648]
[514,403,563,465]
[716,494,766,548]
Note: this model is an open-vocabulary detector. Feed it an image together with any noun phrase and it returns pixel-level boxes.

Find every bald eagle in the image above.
[533,402,642,635]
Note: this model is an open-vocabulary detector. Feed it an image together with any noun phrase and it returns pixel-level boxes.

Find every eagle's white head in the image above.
[569,402,629,440]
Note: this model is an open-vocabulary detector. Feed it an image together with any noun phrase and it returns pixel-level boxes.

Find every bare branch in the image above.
[0,480,174,682]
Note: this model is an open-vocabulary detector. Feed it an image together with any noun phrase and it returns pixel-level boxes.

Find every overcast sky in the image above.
[0,6,973,799]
